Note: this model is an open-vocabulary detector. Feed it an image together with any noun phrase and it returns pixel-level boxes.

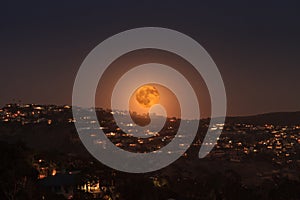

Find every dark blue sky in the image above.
[1,1,300,116]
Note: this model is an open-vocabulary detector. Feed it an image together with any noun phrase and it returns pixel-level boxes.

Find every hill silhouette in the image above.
[225,111,300,126]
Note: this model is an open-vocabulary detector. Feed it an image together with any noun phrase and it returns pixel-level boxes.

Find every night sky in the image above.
[1,1,300,116]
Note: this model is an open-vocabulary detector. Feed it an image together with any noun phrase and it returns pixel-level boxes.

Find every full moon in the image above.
[135,85,160,108]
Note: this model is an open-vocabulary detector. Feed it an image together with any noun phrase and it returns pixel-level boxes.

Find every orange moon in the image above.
[135,85,160,108]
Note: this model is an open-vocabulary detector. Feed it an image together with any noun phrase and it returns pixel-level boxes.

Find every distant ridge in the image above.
[225,111,300,126]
